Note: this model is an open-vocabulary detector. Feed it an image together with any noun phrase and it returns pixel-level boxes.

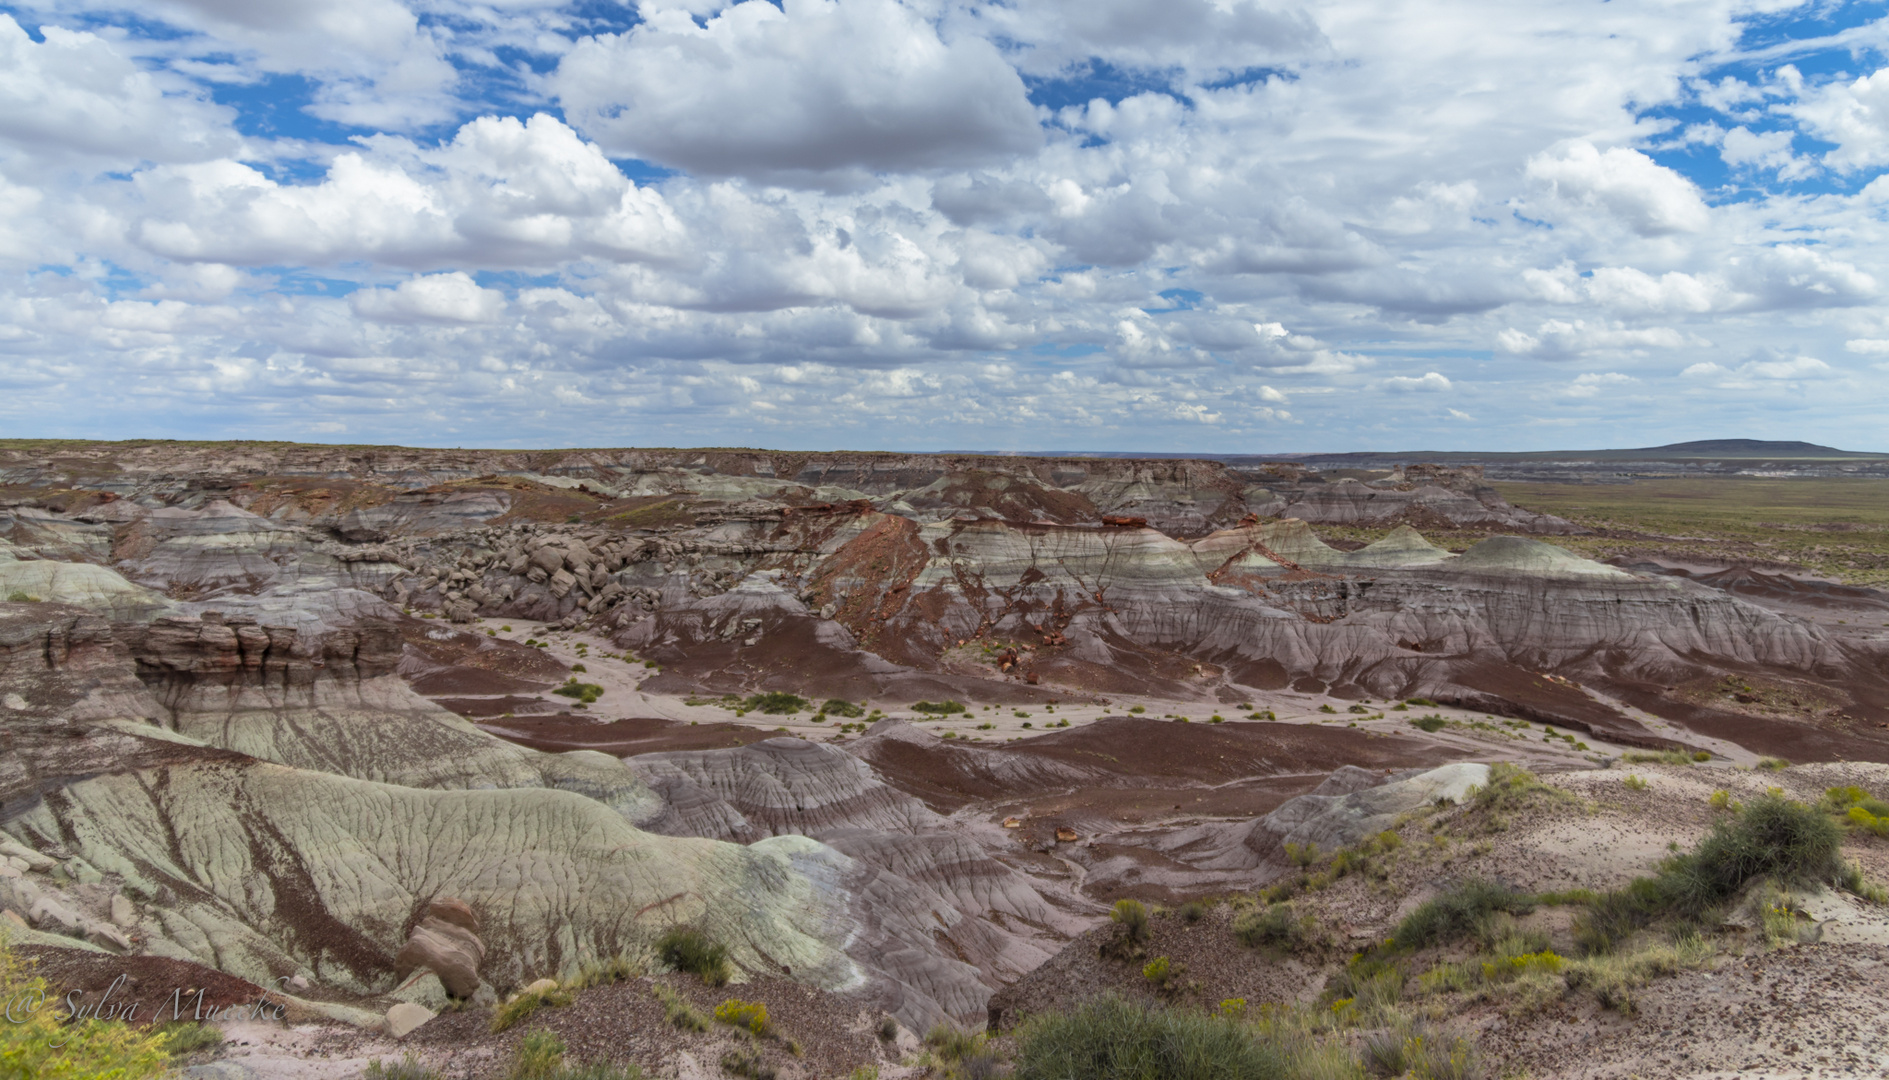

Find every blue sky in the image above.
[1,0,1887,452]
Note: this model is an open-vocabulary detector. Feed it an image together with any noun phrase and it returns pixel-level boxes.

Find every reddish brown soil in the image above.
[477,716,784,755]
[999,717,1458,785]
[398,620,569,683]
[17,945,280,1025]
[1448,660,1671,749]
[408,973,884,1080]
[435,695,564,718]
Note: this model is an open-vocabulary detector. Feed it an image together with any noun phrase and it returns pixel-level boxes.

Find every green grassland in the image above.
[1308,477,1889,586]
[1497,477,1889,586]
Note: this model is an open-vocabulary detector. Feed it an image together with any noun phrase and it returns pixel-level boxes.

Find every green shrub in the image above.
[1579,793,1843,949]
[1011,994,1286,1080]
[1285,841,1321,867]
[1110,899,1149,941]
[1233,903,1303,950]
[1708,790,1739,813]
[1405,698,1438,707]
[1178,900,1206,924]
[1141,957,1170,982]
[1318,705,1338,714]
[741,692,806,714]
[571,663,587,673]
[553,679,604,703]
[913,700,966,715]
[1756,757,1790,771]
[1691,751,1712,763]
[657,927,732,985]
[1392,879,1534,951]
[714,999,771,1036]
[820,699,866,718]
[1410,714,1447,733]
[1621,774,1648,792]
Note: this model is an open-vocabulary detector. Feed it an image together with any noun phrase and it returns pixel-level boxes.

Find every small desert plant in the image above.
[1622,749,1694,766]
[820,699,866,718]
[1319,704,1338,714]
[720,1047,776,1080]
[742,692,807,714]
[1578,793,1842,950]
[1392,879,1533,952]
[1756,757,1790,771]
[925,1023,984,1063]
[509,1029,567,1080]
[913,700,966,715]
[155,1021,225,1056]
[1178,900,1207,924]
[657,927,732,985]
[1708,789,1740,813]
[1141,956,1171,983]
[652,985,709,1032]
[1410,714,1447,733]
[1010,993,1287,1080]
[1822,785,1889,837]
[553,678,604,703]
[878,1016,900,1041]
[1401,1032,1483,1080]
[1621,774,1649,792]
[571,663,587,673]
[1285,841,1321,867]
[714,999,771,1036]
[366,1054,445,1080]
[565,953,642,991]
[1234,903,1304,950]
[492,981,574,1033]
[1111,898,1150,941]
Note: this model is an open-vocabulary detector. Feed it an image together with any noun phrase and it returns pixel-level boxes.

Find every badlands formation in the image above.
[2,441,1888,1079]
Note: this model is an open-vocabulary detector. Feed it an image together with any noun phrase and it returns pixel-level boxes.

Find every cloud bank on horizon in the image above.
[1,0,1887,452]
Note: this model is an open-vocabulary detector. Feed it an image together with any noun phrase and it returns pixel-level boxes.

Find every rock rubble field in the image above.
[2,440,1888,1079]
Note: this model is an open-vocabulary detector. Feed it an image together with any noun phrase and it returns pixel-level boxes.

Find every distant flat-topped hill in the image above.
[1278,439,1885,464]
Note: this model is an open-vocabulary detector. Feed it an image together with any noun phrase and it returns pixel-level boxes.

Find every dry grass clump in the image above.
[1234,903,1310,950]
[366,1054,445,1079]
[507,1029,646,1080]
[563,953,642,991]
[1391,878,1535,952]
[652,984,709,1032]
[492,980,575,1033]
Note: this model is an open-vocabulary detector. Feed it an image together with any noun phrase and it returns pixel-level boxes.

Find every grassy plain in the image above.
[1495,477,1889,586]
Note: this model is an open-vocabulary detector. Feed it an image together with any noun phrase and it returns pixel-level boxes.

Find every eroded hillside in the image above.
[3,441,1888,1079]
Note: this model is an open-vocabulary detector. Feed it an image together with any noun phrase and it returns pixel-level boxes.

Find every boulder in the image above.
[394,912,487,999]
[110,893,137,927]
[549,569,576,598]
[385,1002,436,1039]
[0,840,55,872]
[425,897,479,934]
